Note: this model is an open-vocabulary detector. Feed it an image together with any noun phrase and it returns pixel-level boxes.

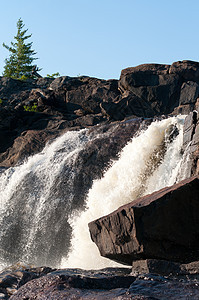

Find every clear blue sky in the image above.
[1,0,199,79]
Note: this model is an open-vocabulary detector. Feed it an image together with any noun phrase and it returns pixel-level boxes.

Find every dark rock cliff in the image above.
[1,60,199,167]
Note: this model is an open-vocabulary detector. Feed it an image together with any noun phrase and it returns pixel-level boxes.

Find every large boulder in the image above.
[89,176,199,265]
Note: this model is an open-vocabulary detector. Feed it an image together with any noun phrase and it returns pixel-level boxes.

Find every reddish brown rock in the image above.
[182,110,199,177]
[118,63,181,116]
[89,176,199,265]
[169,60,199,82]
[132,259,199,276]
[2,61,199,167]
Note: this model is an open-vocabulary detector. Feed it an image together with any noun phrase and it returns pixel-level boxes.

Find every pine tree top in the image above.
[2,18,40,79]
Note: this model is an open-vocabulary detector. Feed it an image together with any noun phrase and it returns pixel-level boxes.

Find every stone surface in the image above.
[132,259,199,276]
[119,64,181,117]
[182,110,199,176]
[179,81,199,105]
[0,266,197,300]
[0,266,199,300]
[89,176,199,265]
[0,264,53,299]
[169,60,199,82]
[1,60,199,167]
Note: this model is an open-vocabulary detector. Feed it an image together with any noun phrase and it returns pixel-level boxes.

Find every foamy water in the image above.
[0,116,189,271]
[63,116,187,269]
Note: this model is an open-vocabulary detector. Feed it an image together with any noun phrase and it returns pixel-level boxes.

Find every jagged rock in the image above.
[89,176,199,265]
[179,81,199,105]
[118,63,181,116]
[1,61,199,167]
[3,266,198,300]
[0,264,53,299]
[182,110,199,176]
[118,60,199,117]
[9,269,135,300]
[169,60,199,82]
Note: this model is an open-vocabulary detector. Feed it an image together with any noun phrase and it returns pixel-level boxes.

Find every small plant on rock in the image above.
[46,72,60,78]
[23,102,38,112]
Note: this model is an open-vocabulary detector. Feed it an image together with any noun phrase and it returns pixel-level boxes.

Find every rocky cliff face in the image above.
[1,60,199,167]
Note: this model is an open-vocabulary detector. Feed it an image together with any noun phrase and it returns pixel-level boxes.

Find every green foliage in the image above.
[23,102,38,112]
[2,18,40,79]
[46,72,60,78]
[19,75,29,81]
[0,99,2,104]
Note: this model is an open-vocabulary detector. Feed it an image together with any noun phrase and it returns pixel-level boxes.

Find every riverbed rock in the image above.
[1,265,197,300]
[88,176,199,265]
[132,259,199,276]
[0,264,53,299]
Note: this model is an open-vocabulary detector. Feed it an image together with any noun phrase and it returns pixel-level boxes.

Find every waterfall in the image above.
[0,115,188,271]
[0,129,92,270]
[64,115,187,269]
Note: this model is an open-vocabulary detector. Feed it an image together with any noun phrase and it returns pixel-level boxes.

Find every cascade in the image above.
[0,116,188,271]
[64,116,187,269]
[0,129,92,270]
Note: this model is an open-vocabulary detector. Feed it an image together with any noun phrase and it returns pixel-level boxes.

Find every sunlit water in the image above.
[0,116,189,271]
[64,116,188,269]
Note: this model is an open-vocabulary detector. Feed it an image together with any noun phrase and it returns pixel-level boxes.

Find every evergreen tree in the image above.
[2,18,39,79]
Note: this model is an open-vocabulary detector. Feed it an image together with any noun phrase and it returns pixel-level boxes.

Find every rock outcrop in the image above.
[1,60,199,167]
[0,264,198,300]
[89,176,199,265]
[182,110,199,176]
[118,60,199,117]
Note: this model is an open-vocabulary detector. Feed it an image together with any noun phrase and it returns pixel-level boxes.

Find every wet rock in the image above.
[132,259,199,276]
[89,176,199,265]
[4,267,199,300]
[182,110,199,176]
[0,264,53,300]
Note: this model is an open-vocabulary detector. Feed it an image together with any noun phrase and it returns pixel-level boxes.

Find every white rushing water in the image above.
[0,129,93,270]
[63,116,188,269]
[0,115,189,271]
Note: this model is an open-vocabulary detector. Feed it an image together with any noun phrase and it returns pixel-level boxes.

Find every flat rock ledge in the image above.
[0,265,198,299]
[132,259,199,276]
[89,176,199,265]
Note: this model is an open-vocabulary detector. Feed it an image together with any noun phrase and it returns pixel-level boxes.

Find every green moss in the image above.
[23,102,38,112]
